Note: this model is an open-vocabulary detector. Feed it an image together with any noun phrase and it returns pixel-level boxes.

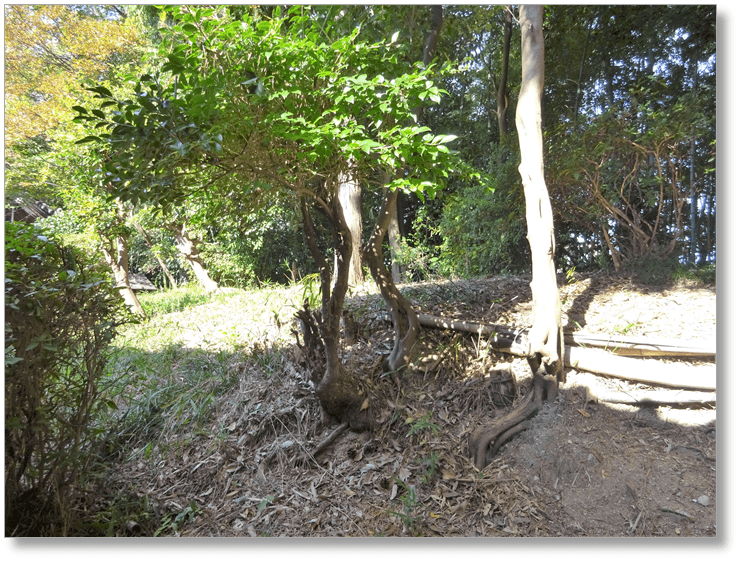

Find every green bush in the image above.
[5,223,132,536]
[621,247,683,285]
[436,172,530,278]
[200,203,314,287]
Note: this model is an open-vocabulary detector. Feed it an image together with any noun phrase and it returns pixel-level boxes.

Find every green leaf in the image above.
[85,85,113,98]
[76,135,103,144]
[432,134,457,145]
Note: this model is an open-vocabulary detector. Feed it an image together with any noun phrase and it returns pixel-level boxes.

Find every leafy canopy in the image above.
[74,5,469,212]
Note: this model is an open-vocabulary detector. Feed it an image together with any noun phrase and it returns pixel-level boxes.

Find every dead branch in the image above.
[417,314,716,392]
[417,313,715,358]
[585,388,715,407]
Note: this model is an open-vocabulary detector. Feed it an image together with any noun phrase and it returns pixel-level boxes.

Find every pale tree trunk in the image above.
[363,180,419,374]
[171,224,220,293]
[516,5,563,386]
[469,5,563,470]
[388,207,403,284]
[100,232,146,317]
[334,165,364,287]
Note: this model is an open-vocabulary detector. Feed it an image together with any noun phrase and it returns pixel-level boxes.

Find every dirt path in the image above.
[104,273,716,537]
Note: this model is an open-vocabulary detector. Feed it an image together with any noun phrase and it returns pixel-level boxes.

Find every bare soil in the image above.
[101,272,716,537]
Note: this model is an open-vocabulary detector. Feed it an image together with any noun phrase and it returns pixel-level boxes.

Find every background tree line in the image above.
[5,5,715,293]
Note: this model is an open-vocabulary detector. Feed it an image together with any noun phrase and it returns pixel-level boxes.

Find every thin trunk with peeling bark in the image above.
[388,207,403,284]
[515,5,563,384]
[170,224,220,293]
[100,232,145,317]
[363,184,419,374]
[334,166,364,286]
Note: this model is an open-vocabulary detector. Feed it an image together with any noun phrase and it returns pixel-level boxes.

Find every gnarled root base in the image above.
[294,304,374,432]
[468,369,558,470]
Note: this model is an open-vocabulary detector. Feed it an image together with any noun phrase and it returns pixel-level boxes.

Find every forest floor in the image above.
[98,271,716,538]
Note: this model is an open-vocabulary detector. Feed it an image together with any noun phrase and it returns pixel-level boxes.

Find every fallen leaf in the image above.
[576,409,591,417]
[398,466,411,482]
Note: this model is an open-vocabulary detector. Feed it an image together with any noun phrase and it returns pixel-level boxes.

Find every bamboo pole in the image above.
[417,313,716,392]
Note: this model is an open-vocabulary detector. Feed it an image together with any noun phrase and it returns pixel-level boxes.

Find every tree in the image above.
[75,5,465,429]
[469,6,563,470]
[387,5,444,284]
[542,5,715,270]
[58,146,147,317]
[168,222,220,293]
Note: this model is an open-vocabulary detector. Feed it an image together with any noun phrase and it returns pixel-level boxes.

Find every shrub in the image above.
[436,177,530,277]
[5,223,132,535]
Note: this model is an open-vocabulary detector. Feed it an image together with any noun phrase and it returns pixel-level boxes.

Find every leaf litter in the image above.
[94,273,716,537]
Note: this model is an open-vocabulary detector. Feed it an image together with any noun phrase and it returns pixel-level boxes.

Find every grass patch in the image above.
[138,283,223,316]
[98,283,301,460]
[673,263,716,284]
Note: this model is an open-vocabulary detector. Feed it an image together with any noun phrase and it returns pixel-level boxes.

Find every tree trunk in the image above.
[363,183,420,374]
[496,6,513,146]
[100,232,146,317]
[688,59,699,265]
[423,5,444,67]
[334,165,364,287]
[388,203,403,284]
[469,5,563,470]
[516,5,564,384]
[170,224,220,292]
[299,195,370,430]
[704,175,715,263]
[133,221,177,289]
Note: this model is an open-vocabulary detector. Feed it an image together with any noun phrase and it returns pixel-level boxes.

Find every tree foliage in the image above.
[4,5,145,147]
[73,6,463,208]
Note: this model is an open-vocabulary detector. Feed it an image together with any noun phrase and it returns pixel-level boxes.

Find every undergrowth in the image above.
[83,280,317,535]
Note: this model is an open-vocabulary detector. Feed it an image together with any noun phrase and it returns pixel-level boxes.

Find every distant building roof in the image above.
[128,273,157,291]
[5,199,53,223]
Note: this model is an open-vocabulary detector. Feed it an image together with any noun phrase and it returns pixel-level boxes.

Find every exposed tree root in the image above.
[310,421,350,459]
[468,370,557,470]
